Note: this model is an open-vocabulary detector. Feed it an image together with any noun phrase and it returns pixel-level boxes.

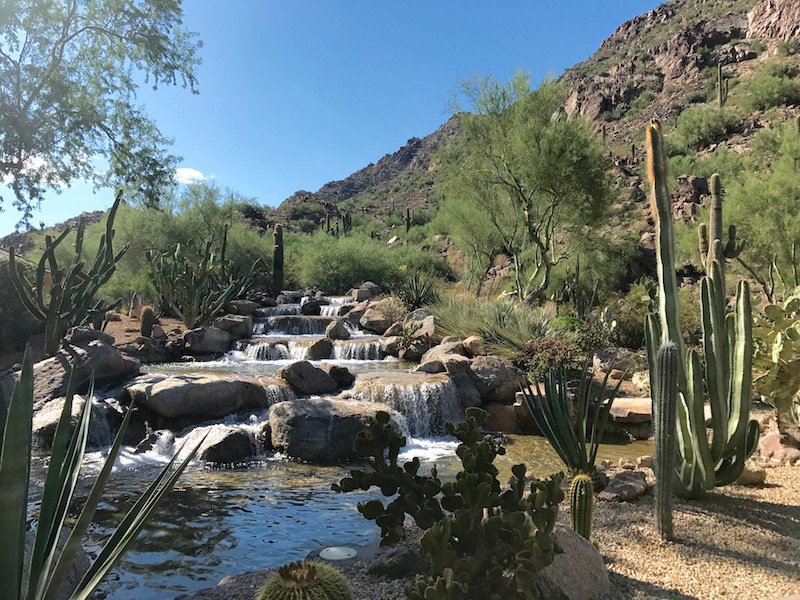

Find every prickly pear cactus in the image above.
[256,561,353,600]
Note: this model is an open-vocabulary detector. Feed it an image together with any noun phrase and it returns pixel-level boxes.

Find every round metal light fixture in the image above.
[319,546,357,561]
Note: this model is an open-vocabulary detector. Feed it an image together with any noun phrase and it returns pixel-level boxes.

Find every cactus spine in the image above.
[716,63,729,108]
[140,305,157,338]
[272,224,284,294]
[654,342,679,540]
[569,473,594,541]
[644,121,759,499]
[8,191,127,356]
[256,561,353,600]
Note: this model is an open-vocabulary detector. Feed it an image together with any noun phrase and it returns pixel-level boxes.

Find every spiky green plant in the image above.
[653,342,679,540]
[140,305,157,337]
[0,352,202,600]
[395,271,440,310]
[273,224,284,294]
[8,192,127,355]
[520,362,622,541]
[569,474,593,541]
[147,227,261,329]
[256,561,353,600]
[644,121,759,499]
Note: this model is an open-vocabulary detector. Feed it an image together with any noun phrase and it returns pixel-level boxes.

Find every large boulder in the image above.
[183,326,232,354]
[420,341,467,365]
[320,363,356,389]
[535,525,610,599]
[359,308,393,334]
[303,337,333,360]
[32,396,121,453]
[277,361,338,395]
[118,336,175,364]
[269,398,396,462]
[213,314,253,339]
[597,470,648,502]
[125,373,268,423]
[182,425,258,465]
[469,355,525,404]
[226,299,261,315]
[300,299,323,315]
[325,320,351,340]
[31,338,141,405]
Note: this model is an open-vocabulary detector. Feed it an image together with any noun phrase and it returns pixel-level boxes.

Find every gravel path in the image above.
[593,466,800,599]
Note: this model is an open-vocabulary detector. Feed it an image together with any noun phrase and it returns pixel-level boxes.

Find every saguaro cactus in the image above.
[8,191,127,355]
[569,473,594,541]
[272,224,284,294]
[654,342,678,540]
[716,63,729,108]
[405,207,412,233]
[644,121,759,499]
[697,174,743,273]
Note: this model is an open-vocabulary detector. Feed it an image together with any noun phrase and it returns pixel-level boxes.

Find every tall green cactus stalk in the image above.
[697,174,743,274]
[405,207,412,233]
[654,342,678,540]
[569,474,593,541]
[644,121,759,499]
[8,192,127,356]
[716,63,729,108]
[272,224,284,294]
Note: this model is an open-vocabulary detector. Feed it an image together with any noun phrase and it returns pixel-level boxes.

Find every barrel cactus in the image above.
[569,473,594,541]
[257,561,352,600]
[653,342,679,540]
[140,305,157,337]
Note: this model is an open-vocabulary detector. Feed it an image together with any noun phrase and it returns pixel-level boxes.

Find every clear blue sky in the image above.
[0,0,662,235]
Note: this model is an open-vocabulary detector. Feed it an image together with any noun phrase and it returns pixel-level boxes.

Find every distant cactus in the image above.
[256,561,352,600]
[654,342,678,540]
[698,174,743,273]
[716,63,729,108]
[569,473,594,541]
[140,305,157,338]
[273,224,284,294]
[405,207,412,233]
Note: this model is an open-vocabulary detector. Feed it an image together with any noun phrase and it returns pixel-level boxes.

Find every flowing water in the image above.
[33,299,653,599]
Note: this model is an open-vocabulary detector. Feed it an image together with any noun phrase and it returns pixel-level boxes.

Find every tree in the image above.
[438,73,612,303]
[0,0,201,225]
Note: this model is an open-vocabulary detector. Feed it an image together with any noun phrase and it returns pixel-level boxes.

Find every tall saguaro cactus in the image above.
[697,174,743,275]
[644,121,759,499]
[716,63,729,108]
[8,192,128,355]
[272,224,284,294]
[654,342,678,540]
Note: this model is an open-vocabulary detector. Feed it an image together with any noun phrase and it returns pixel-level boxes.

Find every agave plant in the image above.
[520,362,623,540]
[0,353,201,600]
[395,270,440,311]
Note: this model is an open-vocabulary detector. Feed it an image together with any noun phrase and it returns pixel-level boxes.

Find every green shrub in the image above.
[670,106,742,151]
[684,90,707,104]
[0,259,42,352]
[777,39,799,56]
[333,409,564,600]
[735,62,800,112]
[523,336,583,378]
[394,271,440,310]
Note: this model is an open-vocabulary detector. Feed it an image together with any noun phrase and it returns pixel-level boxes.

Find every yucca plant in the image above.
[0,352,202,600]
[520,362,623,540]
[395,270,440,310]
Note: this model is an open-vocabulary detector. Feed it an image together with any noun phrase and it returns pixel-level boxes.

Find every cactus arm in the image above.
[725,280,754,454]
[702,263,729,459]
[654,342,678,540]
[698,223,709,267]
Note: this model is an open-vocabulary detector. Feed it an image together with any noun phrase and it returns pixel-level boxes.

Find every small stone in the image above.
[600,459,614,470]
[736,462,767,486]
[597,470,648,502]
[619,457,635,470]
[636,455,654,469]
[609,368,625,380]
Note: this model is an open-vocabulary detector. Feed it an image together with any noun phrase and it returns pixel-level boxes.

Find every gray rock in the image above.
[597,470,648,502]
[32,396,121,453]
[382,336,401,357]
[352,288,371,301]
[195,426,257,465]
[360,308,393,334]
[450,371,482,409]
[404,308,432,323]
[470,355,525,404]
[320,363,355,389]
[360,281,381,295]
[535,525,610,599]
[398,338,430,362]
[300,299,323,315]
[420,341,467,365]
[269,398,396,462]
[277,361,338,395]
[64,326,114,346]
[125,373,268,422]
[213,314,253,339]
[593,347,647,375]
[120,336,174,364]
[325,320,351,340]
[184,326,232,354]
[304,337,333,360]
[226,299,261,315]
[383,321,404,337]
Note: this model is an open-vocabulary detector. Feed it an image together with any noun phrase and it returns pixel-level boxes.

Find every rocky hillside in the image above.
[273,0,799,238]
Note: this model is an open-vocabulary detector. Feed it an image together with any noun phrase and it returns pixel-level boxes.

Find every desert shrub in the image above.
[685,90,707,104]
[777,39,799,56]
[735,62,800,112]
[523,336,583,378]
[670,106,742,151]
[370,296,407,324]
[394,270,440,310]
[294,218,316,233]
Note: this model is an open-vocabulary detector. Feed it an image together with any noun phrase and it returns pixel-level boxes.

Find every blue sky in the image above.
[0,0,661,235]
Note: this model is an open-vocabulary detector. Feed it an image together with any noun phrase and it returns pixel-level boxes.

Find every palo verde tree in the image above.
[0,0,201,225]
[438,73,612,303]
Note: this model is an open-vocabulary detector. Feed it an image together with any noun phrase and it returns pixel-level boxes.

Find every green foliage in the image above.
[333,409,564,600]
[568,474,594,541]
[752,289,800,425]
[256,561,353,600]
[9,193,127,356]
[0,353,200,600]
[140,305,157,337]
[439,73,612,303]
[0,0,200,221]
[147,229,261,328]
[0,258,41,353]
[645,123,759,499]
[777,39,799,56]
[734,62,800,112]
[670,106,741,151]
[521,336,582,379]
[431,296,551,360]
[395,271,440,310]
[653,342,679,541]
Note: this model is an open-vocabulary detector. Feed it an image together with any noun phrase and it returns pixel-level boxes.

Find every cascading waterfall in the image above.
[256,305,302,316]
[264,383,295,405]
[350,374,462,437]
[243,341,290,360]
[264,316,335,335]
[333,339,383,360]
[321,304,344,317]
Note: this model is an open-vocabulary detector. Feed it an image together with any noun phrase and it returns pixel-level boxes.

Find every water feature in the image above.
[34,295,653,599]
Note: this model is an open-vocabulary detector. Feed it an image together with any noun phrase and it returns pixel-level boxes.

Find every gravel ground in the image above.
[594,466,800,599]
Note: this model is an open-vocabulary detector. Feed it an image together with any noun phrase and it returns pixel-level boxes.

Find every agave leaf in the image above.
[0,350,34,599]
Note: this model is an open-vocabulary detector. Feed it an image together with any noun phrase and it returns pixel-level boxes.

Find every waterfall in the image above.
[264,316,334,335]
[321,304,343,317]
[350,374,462,437]
[264,383,296,405]
[333,339,384,360]
[256,305,302,316]
[243,342,291,360]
